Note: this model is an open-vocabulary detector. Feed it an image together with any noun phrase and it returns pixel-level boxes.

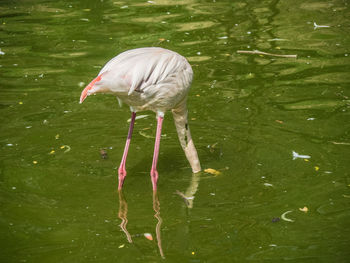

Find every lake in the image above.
[1,0,349,262]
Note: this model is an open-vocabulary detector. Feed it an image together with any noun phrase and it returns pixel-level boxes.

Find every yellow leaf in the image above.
[304,159,309,162]
[204,168,221,176]
[314,166,319,171]
[299,206,309,213]
[33,161,38,164]
[55,134,60,139]
[118,244,125,248]
[49,150,55,154]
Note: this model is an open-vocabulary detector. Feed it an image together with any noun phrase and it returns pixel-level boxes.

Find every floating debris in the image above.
[139,131,154,139]
[292,151,311,160]
[55,134,60,140]
[49,150,55,155]
[100,149,108,159]
[204,168,221,176]
[144,233,153,241]
[314,22,330,29]
[299,206,309,213]
[271,217,280,223]
[314,166,320,171]
[127,114,148,122]
[264,183,274,187]
[33,160,38,164]
[237,49,297,58]
[268,38,288,41]
[60,145,71,153]
[282,99,350,110]
[208,142,218,153]
[118,244,125,248]
[281,210,294,222]
[329,141,350,146]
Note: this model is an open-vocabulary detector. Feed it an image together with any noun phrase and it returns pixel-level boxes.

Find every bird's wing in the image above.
[98,48,189,96]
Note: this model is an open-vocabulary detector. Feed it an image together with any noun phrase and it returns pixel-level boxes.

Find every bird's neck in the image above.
[172,104,201,173]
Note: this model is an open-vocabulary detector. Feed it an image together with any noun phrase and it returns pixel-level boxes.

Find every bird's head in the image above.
[80,75,102,103]
[80,74,111,103]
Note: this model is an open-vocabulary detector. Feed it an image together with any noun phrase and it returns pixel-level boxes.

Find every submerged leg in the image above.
[118,112,136,190]
[150,113,164,191]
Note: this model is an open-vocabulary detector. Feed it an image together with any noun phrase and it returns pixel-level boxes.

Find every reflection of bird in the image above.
[117,191,165,258]
[80,47,201,191]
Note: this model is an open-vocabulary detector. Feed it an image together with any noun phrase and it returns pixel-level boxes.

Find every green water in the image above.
[1,0,349,262]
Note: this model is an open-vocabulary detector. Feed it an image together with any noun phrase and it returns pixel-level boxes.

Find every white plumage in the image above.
[83,47,193,113]
[80,47,201,191]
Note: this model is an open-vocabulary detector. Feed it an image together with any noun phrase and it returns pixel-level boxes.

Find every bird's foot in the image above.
[150,168,158,191]
[118,166,127,190]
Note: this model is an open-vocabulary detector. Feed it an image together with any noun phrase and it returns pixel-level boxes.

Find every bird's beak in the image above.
[79,75,102,104]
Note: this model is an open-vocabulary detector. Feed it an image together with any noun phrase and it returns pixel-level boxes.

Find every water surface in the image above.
[1,0,349,262]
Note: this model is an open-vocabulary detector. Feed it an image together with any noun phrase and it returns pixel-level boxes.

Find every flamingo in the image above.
[80,47,201,191]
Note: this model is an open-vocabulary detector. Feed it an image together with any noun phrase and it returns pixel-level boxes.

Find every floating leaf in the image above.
[281,210,294,222]
[60,145,71,153]
[118,244,125,248]
[33,160,38,164]
[314,166,320,171]
[55,134,60,140]
[49,150,55,155]
[204,168,221,176]
[299,206,309,213]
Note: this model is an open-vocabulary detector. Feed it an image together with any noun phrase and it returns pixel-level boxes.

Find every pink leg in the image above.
[118,112,136,190]
[150,116,164,191]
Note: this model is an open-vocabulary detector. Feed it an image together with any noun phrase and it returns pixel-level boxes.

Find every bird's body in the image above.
[82,47,192,113]
[80,47,201,191]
